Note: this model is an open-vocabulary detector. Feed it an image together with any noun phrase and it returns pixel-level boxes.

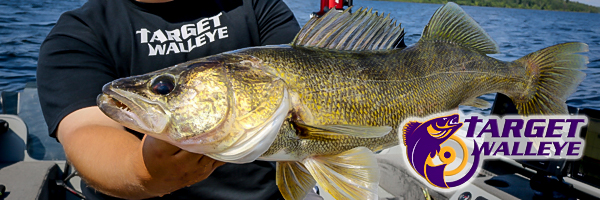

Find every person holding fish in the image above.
[36,0,302,199]
[37,0,590,198]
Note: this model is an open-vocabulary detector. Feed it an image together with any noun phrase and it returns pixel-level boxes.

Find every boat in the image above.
[0,82,83,200]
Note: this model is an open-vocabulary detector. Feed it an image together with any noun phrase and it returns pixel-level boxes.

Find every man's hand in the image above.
[138,136,226,196]
[58,106,225,198]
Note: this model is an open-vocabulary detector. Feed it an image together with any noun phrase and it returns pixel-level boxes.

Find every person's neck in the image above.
[136,0,174,3]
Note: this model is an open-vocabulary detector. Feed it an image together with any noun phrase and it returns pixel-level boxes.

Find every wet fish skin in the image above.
[248,41,508,159]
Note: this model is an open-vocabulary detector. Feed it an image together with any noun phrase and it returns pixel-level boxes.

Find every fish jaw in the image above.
[98,81,170,134]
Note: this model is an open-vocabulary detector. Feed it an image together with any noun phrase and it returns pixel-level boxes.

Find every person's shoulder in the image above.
[247,0,295,18]
[61,0,107,17]
[58,0,129,25]
[246,0,287,10]
[50,0,133,39]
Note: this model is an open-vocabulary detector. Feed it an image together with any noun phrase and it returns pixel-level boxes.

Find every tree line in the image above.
[377,0,600,13]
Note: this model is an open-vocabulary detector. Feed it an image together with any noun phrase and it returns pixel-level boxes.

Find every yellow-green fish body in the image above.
[97,3,588,200]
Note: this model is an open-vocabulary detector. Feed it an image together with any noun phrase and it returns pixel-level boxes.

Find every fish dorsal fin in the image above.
[420,2,499,54]
[402,121,421,145]
[292,7,405,50]
[294,121,392,139]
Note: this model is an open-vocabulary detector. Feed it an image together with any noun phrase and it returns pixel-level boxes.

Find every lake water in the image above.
[0,0,599,160]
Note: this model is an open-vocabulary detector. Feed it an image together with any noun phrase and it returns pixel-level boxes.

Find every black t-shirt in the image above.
[36,0,300,199]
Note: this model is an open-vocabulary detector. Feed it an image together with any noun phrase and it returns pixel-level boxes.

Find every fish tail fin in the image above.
[302,147,379,200]
[509,42,588,115]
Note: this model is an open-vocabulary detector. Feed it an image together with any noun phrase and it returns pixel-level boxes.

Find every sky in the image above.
[571,0,600,7]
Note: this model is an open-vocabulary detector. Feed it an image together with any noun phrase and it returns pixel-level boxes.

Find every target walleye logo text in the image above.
[401,112,587,190]
[136,12,228,56]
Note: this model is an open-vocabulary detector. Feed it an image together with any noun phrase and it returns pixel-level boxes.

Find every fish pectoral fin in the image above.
[302,147,380,200]
[460,97,491,109]
[294,122,392,139]
[276,161,317,200]
[420,2,500,54]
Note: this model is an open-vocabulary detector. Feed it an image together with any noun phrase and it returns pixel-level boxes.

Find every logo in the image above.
[400,111,587,191]
[402,113,478,189]
[135,12,229,56]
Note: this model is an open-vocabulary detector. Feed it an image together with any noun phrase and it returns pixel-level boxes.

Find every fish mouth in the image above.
[97,83,170,134]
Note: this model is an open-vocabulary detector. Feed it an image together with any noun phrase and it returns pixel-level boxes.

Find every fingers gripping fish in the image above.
[98,3,588,200]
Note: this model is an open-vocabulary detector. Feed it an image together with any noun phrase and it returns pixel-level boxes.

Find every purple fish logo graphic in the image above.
[402,114,481,188]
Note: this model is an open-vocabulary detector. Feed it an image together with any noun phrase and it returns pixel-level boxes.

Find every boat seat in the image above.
[0,114,65,200]
[0,161,62,200]
[0,114,30,162]
[1,85,78,199]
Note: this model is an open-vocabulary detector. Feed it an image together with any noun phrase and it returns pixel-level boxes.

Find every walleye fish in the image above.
[97,2,588,200]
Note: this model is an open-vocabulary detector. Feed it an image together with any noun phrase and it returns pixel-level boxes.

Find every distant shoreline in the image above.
[372,0,600,13]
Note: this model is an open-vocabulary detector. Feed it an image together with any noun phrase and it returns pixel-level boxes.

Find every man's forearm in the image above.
[60,125,158,199]
[57,106,224,198]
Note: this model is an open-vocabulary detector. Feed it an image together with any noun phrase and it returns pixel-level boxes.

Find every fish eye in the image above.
[151,76,175,95]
